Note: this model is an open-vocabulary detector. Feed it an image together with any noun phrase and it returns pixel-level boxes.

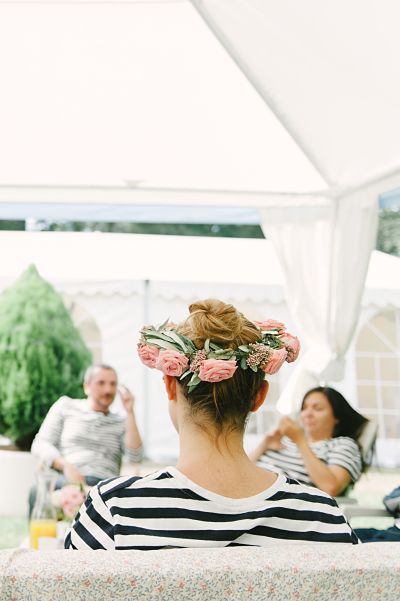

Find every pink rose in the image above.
[254,319,285,332]
[62,501,79,519]
[156,349,189,377]
[280,333,301,362]
[198,359,237,383]
[138,343,160,368]
[60,485,85,508]
[59,485,85,519]
[263,348,288,374]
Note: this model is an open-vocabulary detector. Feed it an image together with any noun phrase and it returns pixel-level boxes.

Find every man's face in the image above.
[84,367,118,413]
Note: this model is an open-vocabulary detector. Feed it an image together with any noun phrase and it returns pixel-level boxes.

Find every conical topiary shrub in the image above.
[0,265,92,450]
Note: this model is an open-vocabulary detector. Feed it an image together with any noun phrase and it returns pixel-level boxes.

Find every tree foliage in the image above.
[376,209,400,256]
[0,265,92,449]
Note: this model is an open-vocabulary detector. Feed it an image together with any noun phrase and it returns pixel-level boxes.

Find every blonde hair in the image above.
[176,299,265,431]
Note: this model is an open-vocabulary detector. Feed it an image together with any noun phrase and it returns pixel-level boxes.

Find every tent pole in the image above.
[142,279,150,451]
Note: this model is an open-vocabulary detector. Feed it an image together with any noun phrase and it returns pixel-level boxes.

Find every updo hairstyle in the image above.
[176,299,265,432]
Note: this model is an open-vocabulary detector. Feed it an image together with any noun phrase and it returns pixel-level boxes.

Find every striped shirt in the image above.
[31,396,143,479]
[258,436,362,487]
[64,467,359,550]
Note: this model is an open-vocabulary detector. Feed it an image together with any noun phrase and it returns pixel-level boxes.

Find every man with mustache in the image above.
[29,364,143,515]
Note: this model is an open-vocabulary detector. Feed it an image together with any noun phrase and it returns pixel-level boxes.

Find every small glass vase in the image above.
[30,470,58,550]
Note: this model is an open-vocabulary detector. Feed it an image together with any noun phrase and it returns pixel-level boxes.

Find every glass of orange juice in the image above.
[30,470,58,550]
[30,519,58,550]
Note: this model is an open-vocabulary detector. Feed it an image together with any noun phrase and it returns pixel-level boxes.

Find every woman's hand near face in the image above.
[263,429,285,451]
[278,416,305,445]
[248,428,284,461]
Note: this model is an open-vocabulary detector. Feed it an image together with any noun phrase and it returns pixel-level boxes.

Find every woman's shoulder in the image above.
[328,436,360,450]
[96,467,171,501]
[279,475,337,503]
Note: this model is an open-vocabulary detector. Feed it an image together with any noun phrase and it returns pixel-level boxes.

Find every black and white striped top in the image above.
[31,396,143,479]
[258,436,362,487]
[64,467,359,550]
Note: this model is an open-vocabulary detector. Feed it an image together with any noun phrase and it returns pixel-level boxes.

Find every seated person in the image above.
[65,299,358,550]
[30,364,143,515]
[250,387,368,496]
[355,485,400,542]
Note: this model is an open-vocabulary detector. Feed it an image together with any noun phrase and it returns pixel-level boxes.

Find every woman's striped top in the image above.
[64,467,359,550]
[258,436,362,487]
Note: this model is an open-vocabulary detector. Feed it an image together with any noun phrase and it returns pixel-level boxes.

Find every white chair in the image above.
[336,420,379,516]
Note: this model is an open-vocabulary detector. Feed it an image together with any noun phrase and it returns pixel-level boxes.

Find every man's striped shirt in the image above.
[257,436,362,487]
[31,396,143,479]
[64,467,359,550]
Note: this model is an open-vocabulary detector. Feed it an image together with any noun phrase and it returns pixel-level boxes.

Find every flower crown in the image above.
[138,318,300,393]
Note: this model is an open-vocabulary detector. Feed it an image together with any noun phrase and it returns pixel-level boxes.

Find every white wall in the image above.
[0,451,36,517]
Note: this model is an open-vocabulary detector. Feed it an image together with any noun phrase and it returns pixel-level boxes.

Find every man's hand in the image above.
[278,416,305,445]
[119,385,135,414]
[63,462,86,485]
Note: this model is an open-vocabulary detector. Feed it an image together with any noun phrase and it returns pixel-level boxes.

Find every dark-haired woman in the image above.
[250,387,368,496]
[65,300,358,550]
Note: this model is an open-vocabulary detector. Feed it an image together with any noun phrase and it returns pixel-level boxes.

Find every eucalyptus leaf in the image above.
[157,318,170,331]
[145,338,177,351]
[162,330,188,351]
[240,357,248,369]
[154,332,183,344]
[178,334,197,352]
[238,345,250,352]
[250,364,258,372]
[204,339,210,352]
[188,373,201,386]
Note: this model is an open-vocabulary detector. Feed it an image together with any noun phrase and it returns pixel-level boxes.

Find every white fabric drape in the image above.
[191,0,400,189]
[261,190,378,413]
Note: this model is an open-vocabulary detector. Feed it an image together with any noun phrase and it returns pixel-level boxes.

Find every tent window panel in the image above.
[63,296,102,363]
[357,385,378,410]
[355,309,400,442]
[356,327,391,353]
[383,414,400,439]
[371,312,397,349]
[380,357,400,381]
[356,356,376,380]
[381,385,400,410]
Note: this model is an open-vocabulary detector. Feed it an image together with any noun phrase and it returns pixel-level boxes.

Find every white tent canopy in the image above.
[0,231,397,296]
[1,0,400,409]
[0,0,399,200]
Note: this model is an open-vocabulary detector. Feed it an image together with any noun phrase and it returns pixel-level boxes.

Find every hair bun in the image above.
[181,299,258,349]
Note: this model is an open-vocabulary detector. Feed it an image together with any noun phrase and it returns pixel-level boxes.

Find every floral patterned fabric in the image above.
[1,544,400,601]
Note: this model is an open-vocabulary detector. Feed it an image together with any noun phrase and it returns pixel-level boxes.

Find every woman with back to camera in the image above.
[65,299,358,550]
[250,386,368,496]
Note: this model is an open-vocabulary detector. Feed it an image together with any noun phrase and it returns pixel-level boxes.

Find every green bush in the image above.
[0,265,92,449]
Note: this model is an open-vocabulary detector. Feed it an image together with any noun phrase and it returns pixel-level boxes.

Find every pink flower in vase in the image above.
[60,485,85,520]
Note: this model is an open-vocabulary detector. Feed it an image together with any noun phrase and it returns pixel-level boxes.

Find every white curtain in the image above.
[260,189,378,413]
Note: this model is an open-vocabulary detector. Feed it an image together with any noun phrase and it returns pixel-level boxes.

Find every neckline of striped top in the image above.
[162,467,289,509]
